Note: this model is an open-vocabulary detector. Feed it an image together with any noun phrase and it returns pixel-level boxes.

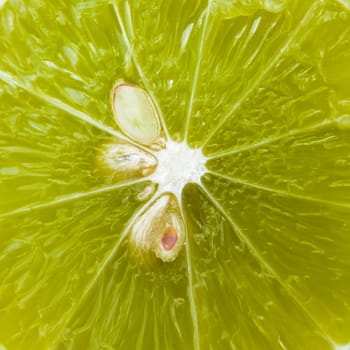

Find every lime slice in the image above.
[0,0,350,349]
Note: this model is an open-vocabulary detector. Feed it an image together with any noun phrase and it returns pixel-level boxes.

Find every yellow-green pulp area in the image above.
[0,0,350,349]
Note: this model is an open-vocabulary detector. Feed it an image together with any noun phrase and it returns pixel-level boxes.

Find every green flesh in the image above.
[0,0,350,349]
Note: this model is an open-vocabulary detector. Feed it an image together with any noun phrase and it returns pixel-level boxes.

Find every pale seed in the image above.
[97,142,157,183]
[130,192,185,262]
[112,82,161,147]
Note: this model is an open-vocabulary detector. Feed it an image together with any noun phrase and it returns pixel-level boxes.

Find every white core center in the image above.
[149,140,207,201]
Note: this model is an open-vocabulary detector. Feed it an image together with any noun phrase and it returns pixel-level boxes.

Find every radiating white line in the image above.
[200,2,319,148]
[178,199,200,350]
[206,170,350,210]
[49,191,158,348]
[207,119,333,159]
[0,70,128,141]
[112,1,171,141]
[0,178,148,218]
[0,69,155,153]
[199,182,329,338]
[184,0,212,141]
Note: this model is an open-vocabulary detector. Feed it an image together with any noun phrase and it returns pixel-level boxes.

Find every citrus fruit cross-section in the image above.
[0,0,350,349]
[103,81,206,262]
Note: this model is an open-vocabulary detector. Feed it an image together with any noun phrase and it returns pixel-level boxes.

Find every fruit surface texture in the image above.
[0,0,350,349]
